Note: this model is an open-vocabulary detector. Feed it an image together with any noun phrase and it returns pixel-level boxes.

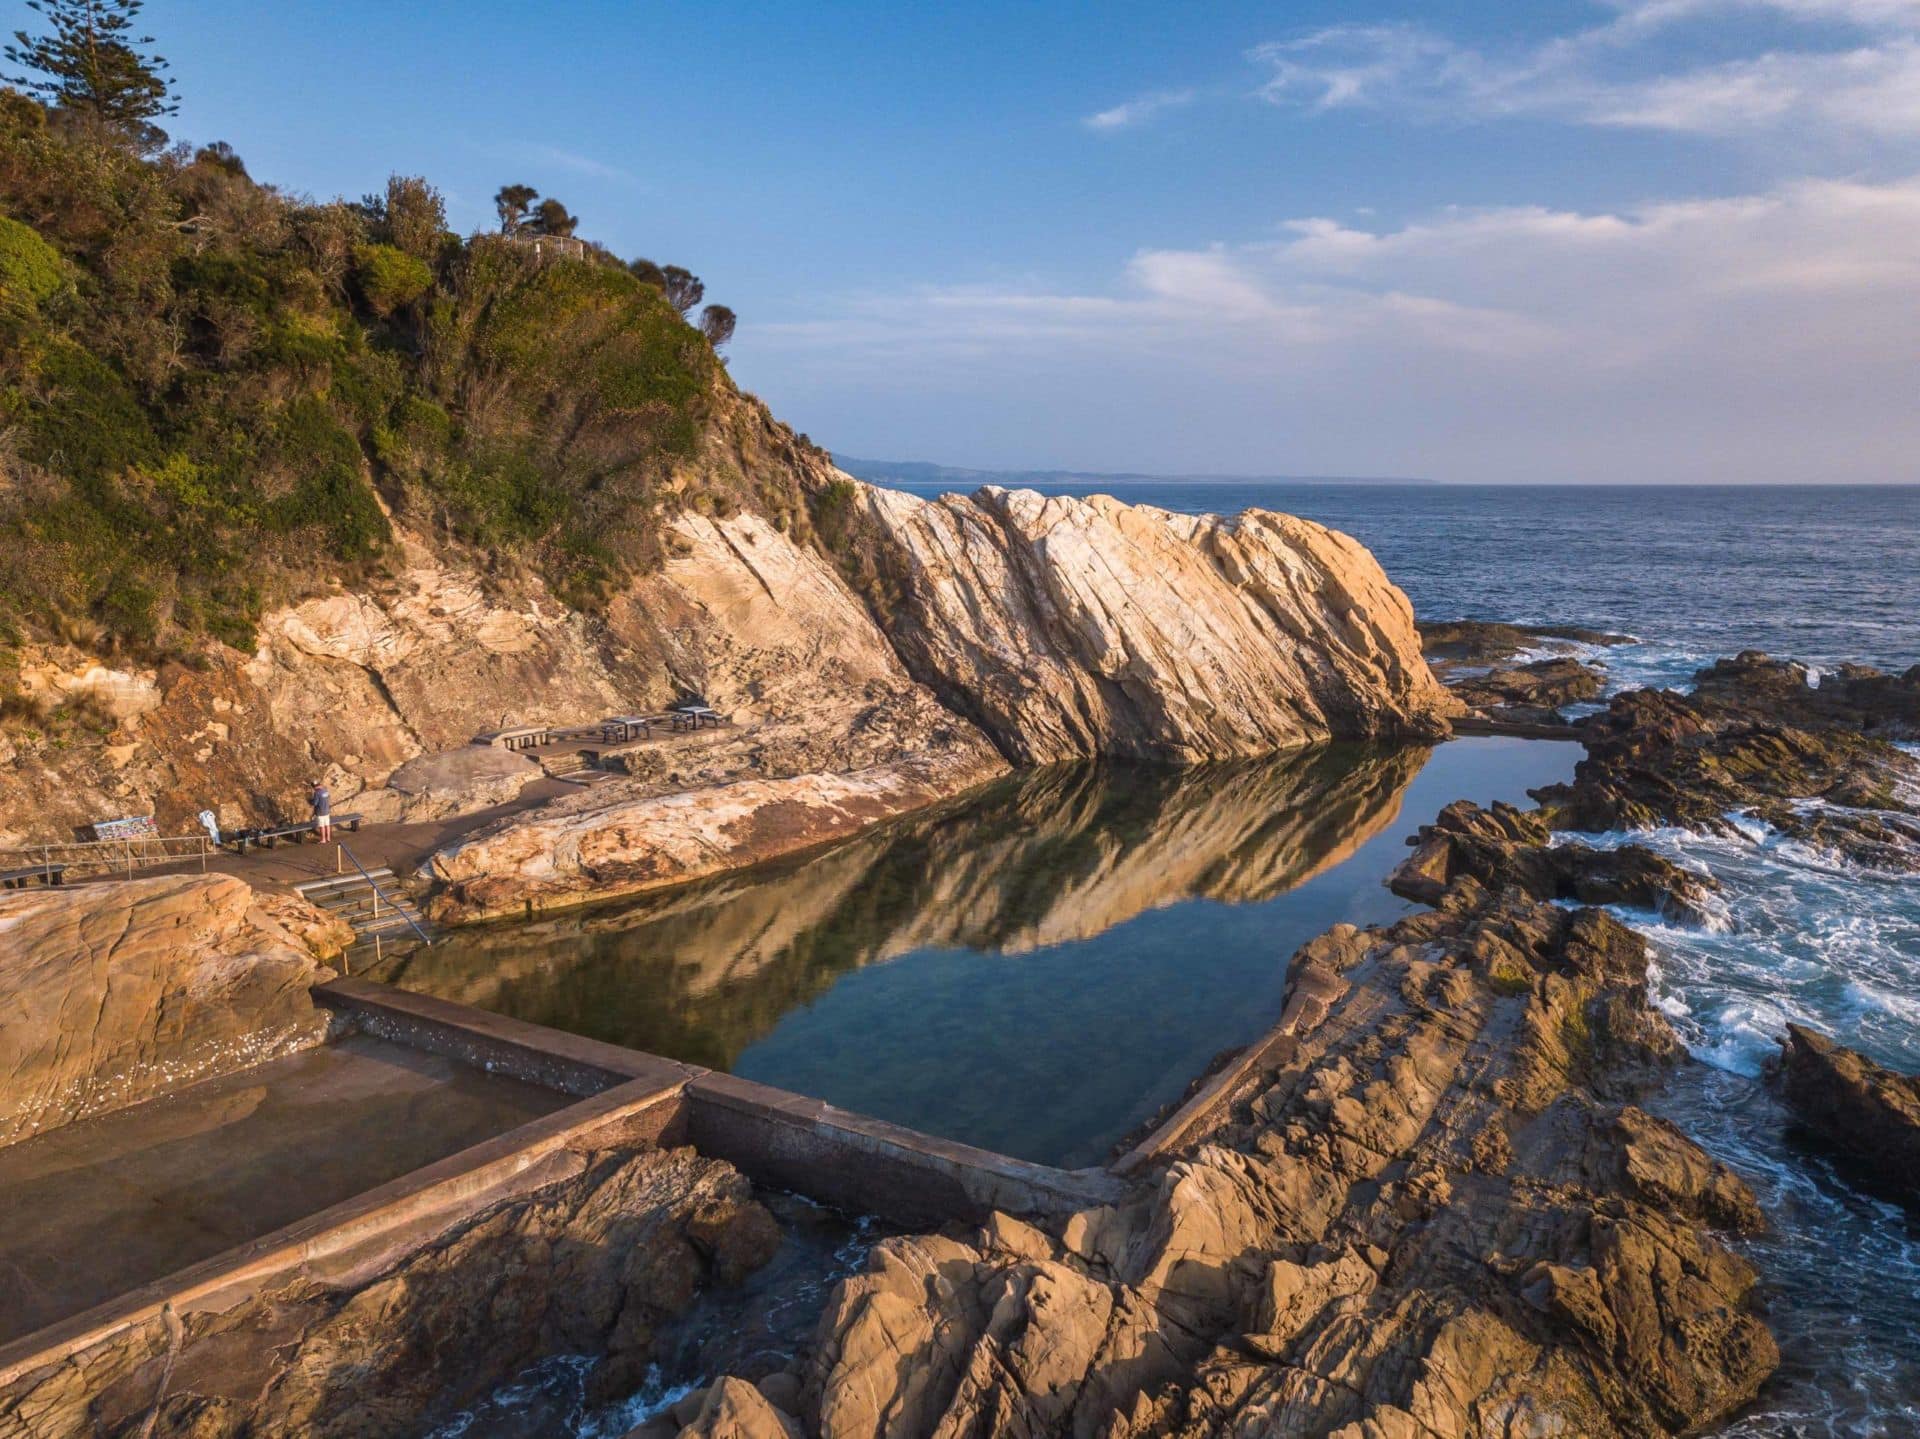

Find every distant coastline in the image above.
[833,456,1436,488]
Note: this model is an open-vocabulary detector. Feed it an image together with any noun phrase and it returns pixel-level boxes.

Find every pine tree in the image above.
[5,0,176,135]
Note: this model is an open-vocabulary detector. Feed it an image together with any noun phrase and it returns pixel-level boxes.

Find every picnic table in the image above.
[0,863,66,890]
[229,813,362,852]
[600,715,654,744]
[670,705,722,732]
[473,725,551,752]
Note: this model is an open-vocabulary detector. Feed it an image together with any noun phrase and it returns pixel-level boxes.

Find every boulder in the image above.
[0,874,335,1143]
[1776,1025,1920,1201]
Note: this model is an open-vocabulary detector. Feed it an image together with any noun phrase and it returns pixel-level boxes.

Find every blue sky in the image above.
[18,1,1920,481]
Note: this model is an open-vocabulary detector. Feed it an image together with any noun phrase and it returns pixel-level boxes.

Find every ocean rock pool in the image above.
[369,736,1578,1167]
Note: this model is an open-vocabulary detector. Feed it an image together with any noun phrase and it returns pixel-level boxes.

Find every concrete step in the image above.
[295,870,397,901]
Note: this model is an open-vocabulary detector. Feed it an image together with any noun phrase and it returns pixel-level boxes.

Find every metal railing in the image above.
[336,841,433,948]
[0,833,216,880]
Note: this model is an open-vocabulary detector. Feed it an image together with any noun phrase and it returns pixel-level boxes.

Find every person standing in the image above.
[309,779,332,843]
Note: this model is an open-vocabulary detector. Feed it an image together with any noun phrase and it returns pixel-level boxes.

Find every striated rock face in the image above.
[859,485,1458,765]
[0,874,337,1144]
[428,741,1008,924]
[1775,1025,1920,1202]
[0,1144,781,1439]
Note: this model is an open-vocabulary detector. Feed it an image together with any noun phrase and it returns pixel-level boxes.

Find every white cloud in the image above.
[745,176,1920,482]
[1248,2,1920,139]
[1084,88,1195,132]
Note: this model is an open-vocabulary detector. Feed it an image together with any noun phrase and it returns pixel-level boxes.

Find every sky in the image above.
[17,0,1920,482]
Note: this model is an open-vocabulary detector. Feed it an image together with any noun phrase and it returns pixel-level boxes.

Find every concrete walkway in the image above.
[137,776,578,896]
[0,1034,569,1344]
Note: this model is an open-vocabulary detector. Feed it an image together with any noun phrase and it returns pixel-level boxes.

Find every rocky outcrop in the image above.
[0,874,337,1143]
[1391,798,1719,924]
[1775,1025,1920,1202]
[1417,620,1633,668]
[0,1143,781,1439]
[1533,684,1920,862]
[858,486,1457,765]
[1418,621,1626,729]
[1692,651,1920,740]
[768,862,1772,1437]
[428,740,1008,924]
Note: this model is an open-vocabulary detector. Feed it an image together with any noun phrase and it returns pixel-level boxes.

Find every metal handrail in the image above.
[335,841,432,947]
[0,834,214,879]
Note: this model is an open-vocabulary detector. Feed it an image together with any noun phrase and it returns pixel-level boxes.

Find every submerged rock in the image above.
[0,874,338,1144]
[859,486,1459,764]
[1775,1025,1920,1203]
[1418,621,1621,729]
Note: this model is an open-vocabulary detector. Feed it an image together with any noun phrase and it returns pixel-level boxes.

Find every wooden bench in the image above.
[230,813,362,852]
[0,863,66,890]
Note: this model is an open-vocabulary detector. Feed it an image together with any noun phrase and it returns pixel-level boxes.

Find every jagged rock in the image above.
[1447,657,1603,715]
[673,1377,804,1439]
[0,1145,779,1439]
[0,874,335,1144]
[859,485,1458,764]
[785,883,1772,1439]
[1389,799,1718,923]
[1531,686,1919,854]
[1775,1025,1920,1202]
[1692,651,1920,740]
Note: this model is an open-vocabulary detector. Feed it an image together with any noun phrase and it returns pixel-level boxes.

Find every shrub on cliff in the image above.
[0,86,746,656]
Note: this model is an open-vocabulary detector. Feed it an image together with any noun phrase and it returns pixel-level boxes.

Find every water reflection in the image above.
[373,737,1577,1164]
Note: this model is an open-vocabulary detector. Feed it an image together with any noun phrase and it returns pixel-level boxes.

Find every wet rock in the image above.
[1691,651,1920,740]
[0,1145,780,1439]
[1390,799,1718,923]
[1447,657,1605,715]
[1417,621,1635,669]
[1775,1025,1920,1202]
[0,874,335,1143]
[1531,686,1919,858]
[860,485,1459,765]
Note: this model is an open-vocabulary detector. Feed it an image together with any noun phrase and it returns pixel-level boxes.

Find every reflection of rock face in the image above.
[379,745,1427,1067]
[862,486,1458,764]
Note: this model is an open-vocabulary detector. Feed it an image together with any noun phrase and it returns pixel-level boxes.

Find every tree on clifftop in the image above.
[494,182,538,234]
[661,264,703,316]
[699,303,735,350]
[528,196,578,237]
[4,0,175,138]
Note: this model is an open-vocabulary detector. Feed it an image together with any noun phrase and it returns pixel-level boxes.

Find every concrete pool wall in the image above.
[0,975,1140,1392]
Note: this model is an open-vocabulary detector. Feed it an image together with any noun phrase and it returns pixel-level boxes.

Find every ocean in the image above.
[891,477,1920,1437]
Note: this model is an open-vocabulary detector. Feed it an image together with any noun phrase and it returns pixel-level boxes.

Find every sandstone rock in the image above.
[775,881,1772,1439]
[0,1145,780,1439]
[352,743,545,823]
[0,874,334,1143]
[860,485,1457,764]
[676,1376,804,1439]
[1775,1024,1920,1201]
[428,745,1009,923]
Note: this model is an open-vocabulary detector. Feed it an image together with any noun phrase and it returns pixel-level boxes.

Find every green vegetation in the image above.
[0,71,746,655]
